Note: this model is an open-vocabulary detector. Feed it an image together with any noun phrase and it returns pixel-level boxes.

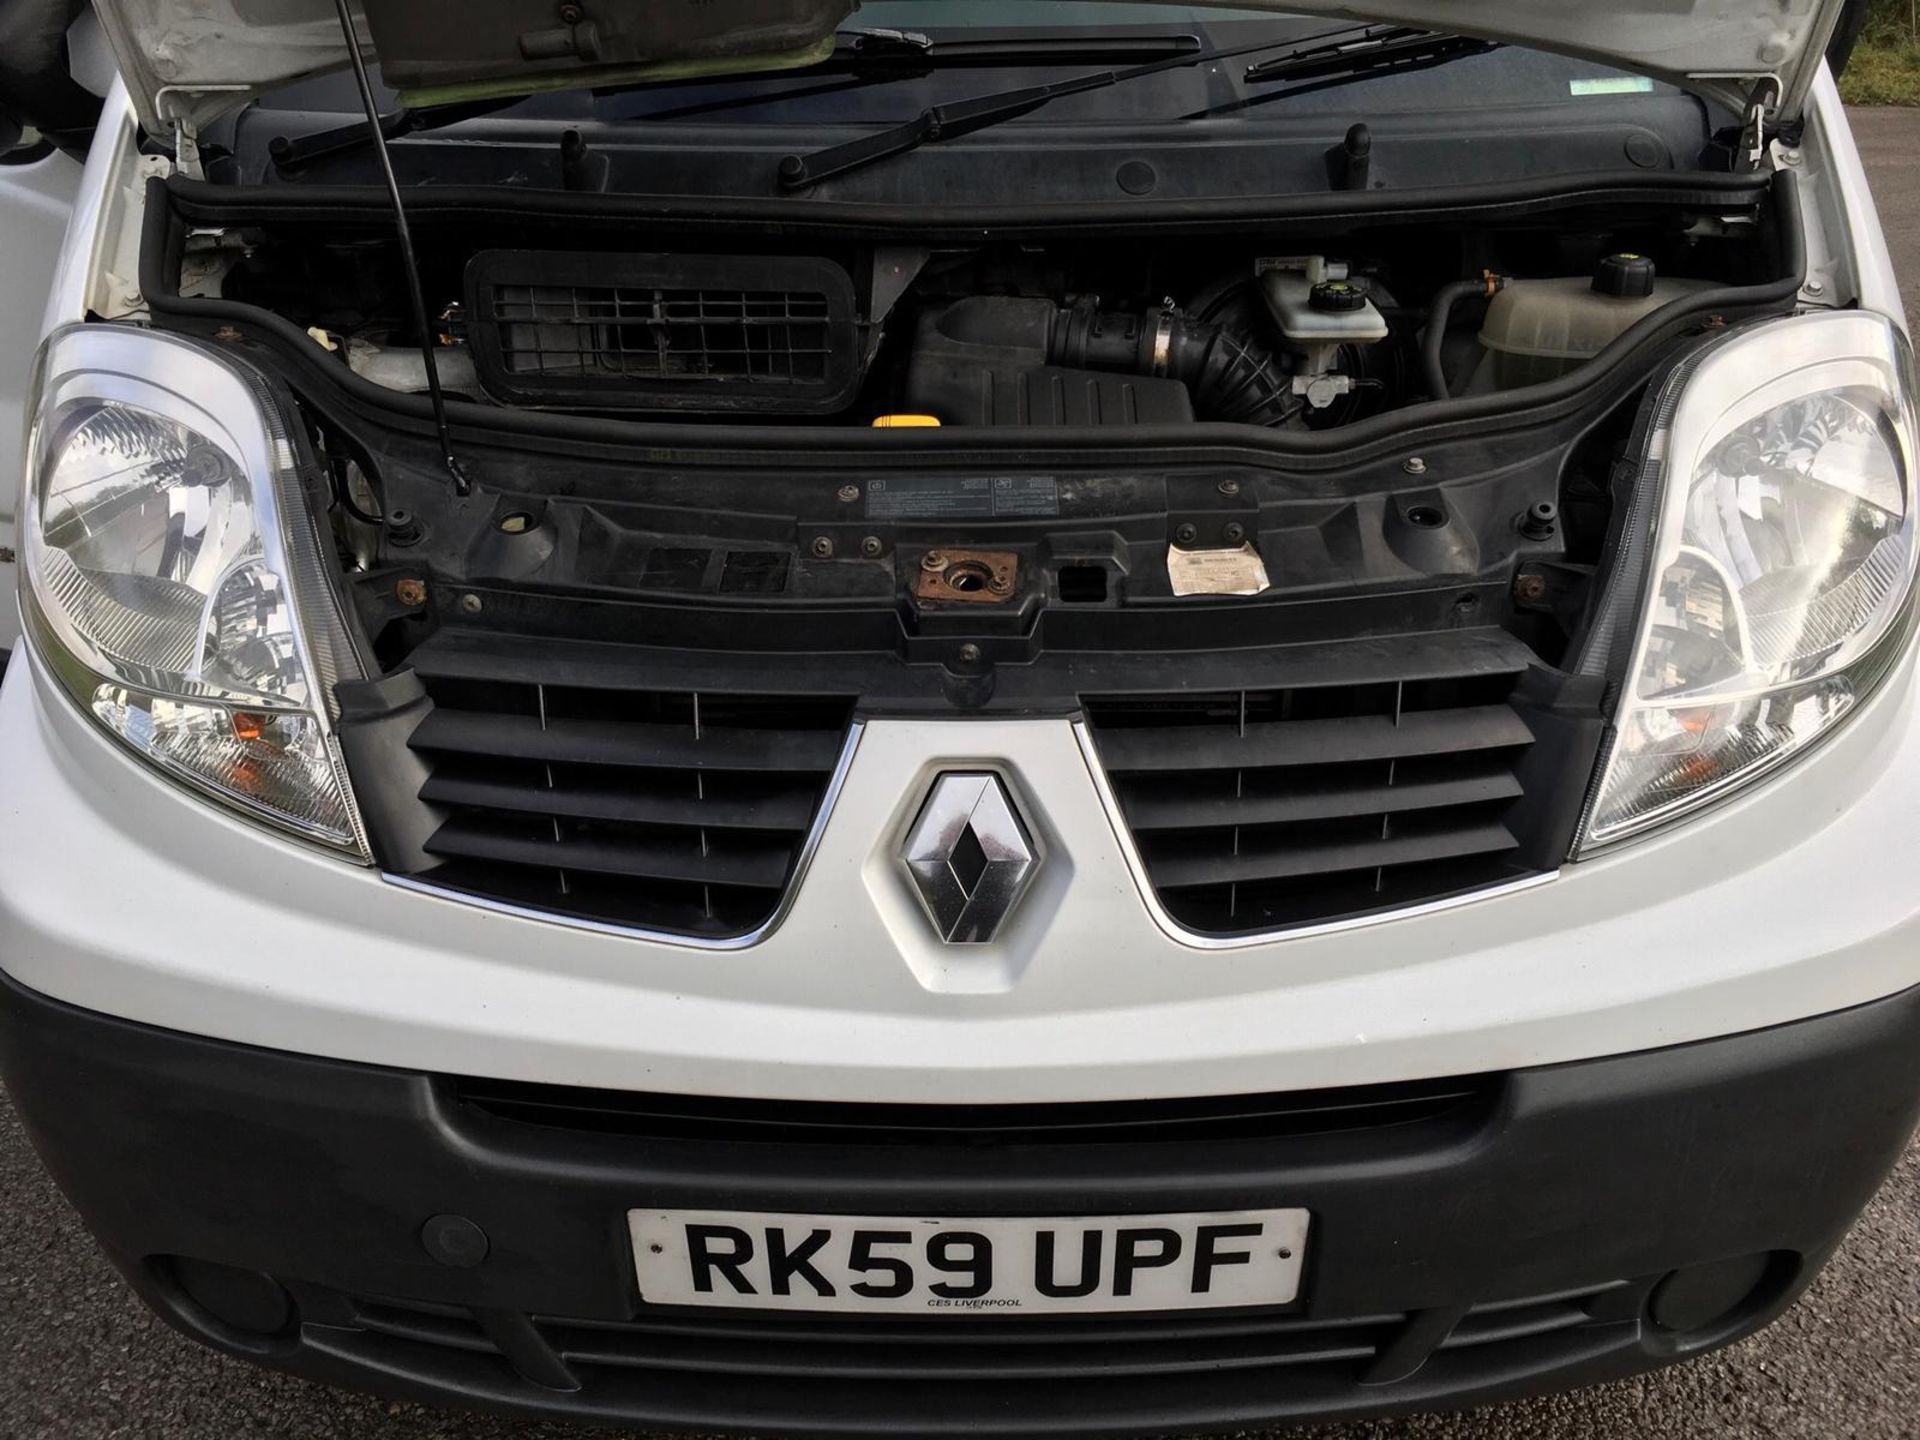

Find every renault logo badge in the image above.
[902,773,1038,944]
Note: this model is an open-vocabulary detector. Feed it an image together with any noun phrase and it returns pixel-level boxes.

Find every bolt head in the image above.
[1402,456,1427,476]
[811,536,835,559]
[395,578,427,607]
[958,643,982,664]
[1804,278,1826,297]
[1514,574,1547,602]
[1217,479,1241,496]
[459,592,483,614]
[837,484,860,502]
[921,552,948,572]
[1174,523,1198,545]
[861,535,884,558]
[1223,522,1246,544]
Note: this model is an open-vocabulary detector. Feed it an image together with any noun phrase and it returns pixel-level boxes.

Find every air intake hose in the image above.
[923,295,1298,427]
[1050,297,1298,427]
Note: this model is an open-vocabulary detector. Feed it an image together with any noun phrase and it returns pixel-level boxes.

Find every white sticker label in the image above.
[1570,76,1655,96]
[1168,543,1272,597]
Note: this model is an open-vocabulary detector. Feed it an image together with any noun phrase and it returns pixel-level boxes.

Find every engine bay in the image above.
[189,192,1778,431]
[125,168,1806,724]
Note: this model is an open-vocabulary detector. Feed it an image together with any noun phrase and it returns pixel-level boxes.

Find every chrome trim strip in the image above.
[381,719,865,950]
[1071,720,1558,950]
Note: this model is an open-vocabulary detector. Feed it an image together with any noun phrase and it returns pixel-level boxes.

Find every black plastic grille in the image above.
[408,677,854,938]
[1084,669,1537,936]
[308,1277,1643,1401]
[489,284,834,382]
[453,1072,1497,1147]
[465,250,860,412]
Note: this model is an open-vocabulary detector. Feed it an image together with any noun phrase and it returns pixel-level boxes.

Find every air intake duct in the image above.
[1051,296,1297,426]
[904,296,1297,428]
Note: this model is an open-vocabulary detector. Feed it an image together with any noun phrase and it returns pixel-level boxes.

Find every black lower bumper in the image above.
[4,969,1919,1438]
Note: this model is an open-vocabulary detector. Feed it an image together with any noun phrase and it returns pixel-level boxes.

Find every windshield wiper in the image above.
[269,30,1210,172]
[1187,26,1500,118]
[841,26,934,57]
[269,95,523,173]
[629,29,1206,125]
[776,28,1363,192]
[841,27,1205,67]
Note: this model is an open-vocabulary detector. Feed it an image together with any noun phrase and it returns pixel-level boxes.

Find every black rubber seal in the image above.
[162,167,1775,239]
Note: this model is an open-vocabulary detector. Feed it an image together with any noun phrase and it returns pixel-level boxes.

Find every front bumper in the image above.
[4,967,1917,1437]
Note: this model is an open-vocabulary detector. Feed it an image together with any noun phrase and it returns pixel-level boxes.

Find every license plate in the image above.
[628,1207,1310,1314]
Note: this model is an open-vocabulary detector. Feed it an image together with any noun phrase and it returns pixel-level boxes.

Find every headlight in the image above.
[1579,311,1919,849]
[21,325,370,857]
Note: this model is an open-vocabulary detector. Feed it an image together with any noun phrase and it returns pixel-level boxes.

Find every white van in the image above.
[1,2,1916,1433]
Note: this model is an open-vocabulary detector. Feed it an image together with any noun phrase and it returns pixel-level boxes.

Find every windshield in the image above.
[567,5,1665,125]
[251,3,1675,124]
[228,3,1717,198]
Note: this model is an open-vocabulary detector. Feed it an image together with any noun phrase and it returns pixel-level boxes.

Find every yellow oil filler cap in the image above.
[871,414,942,428]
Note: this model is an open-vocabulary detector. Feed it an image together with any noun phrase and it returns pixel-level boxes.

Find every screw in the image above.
[395,578,427,607]
[557,1,584,21]
[921,552,949,572]
[1804,278,1826,297]
[1514,573,1547,603]
[860,535,884,558]
[837,484,860,503]
[1223,521,1247,544]
[958,643,982,664]
[1781,148,1802,166]
[1174,523,1198,545]
[988,571,1013,593]
[498,512,532,534]
[1217,479,1241,496]
[1402,456,1427,476]
[811,536,835,559]
[459,592,483,614]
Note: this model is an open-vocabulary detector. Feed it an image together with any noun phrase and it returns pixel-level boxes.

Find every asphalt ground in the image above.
[4,111,1920,1440]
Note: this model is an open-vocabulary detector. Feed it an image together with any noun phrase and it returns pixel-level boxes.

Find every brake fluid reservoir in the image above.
[1475,254,1711,389]
[1258,256,1388,409]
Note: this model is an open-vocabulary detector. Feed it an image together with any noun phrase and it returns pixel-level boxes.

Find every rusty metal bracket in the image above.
[914,549,1019,604]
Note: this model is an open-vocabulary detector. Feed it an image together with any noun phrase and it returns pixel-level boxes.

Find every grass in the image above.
[1840,0,1920,104]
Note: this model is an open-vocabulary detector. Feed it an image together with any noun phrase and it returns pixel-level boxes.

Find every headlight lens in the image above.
[1581,311,1919,848]
[21,325,369,857]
